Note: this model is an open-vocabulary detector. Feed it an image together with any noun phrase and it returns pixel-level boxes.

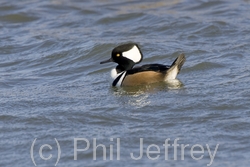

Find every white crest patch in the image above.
[122,45,142,63]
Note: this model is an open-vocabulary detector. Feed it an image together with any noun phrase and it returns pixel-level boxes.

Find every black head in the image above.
[100,43,143,71]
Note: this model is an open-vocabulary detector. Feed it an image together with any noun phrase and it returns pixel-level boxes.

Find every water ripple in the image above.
[1,0,250,167]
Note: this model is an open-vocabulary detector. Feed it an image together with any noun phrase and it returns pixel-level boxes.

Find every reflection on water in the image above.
[128,93,150,108]
[112,79,183,95]
[111,79,183,108]
[112,88,150,108]
[166,79,184,89]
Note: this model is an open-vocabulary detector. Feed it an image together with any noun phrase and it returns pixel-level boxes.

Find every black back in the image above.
[126,64,171,75]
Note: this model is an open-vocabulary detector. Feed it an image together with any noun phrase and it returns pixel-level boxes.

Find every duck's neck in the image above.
[118,61,135,71]
[110,62,135,79]
[110,65,127,79]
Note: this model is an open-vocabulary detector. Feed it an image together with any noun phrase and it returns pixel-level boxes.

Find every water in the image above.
[1,0,250,166]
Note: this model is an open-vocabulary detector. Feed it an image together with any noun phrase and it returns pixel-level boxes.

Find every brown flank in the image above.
[122,71,165,86]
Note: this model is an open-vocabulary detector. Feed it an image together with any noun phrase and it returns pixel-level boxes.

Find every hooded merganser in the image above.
[100,43,186,87]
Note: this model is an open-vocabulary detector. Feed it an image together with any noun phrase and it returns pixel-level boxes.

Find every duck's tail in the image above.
[164,53,186,80]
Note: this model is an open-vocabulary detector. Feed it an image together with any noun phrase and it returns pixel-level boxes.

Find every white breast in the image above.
[111,68,119,79]
[110,68,126,87]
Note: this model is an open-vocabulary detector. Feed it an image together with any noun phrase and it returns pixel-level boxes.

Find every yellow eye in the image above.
[116,53,120,57]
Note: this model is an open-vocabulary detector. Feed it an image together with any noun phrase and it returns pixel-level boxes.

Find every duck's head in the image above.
[100,43,143,71]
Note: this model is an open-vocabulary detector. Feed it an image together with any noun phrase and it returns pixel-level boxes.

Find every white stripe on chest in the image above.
[110,68,126,86]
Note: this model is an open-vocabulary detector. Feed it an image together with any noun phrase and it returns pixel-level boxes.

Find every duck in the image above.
[100,43,186,87]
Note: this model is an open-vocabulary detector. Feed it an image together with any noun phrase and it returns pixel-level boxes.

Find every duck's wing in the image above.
[127,64,171,75]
